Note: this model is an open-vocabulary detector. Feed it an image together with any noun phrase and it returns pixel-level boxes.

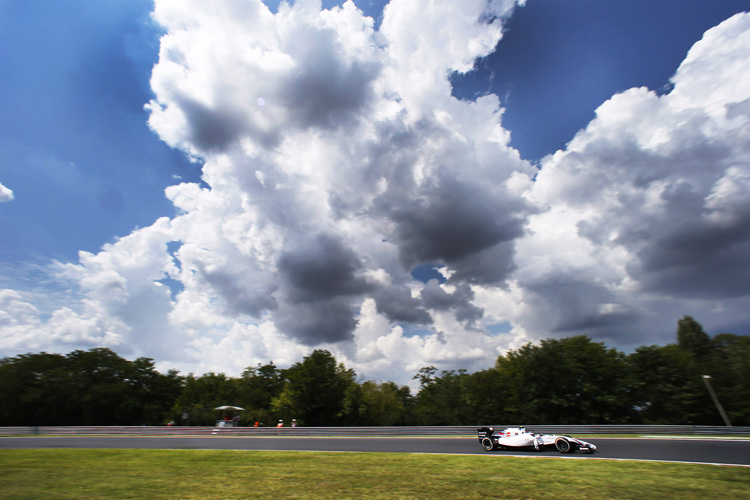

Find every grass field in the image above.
[1,449,748,500]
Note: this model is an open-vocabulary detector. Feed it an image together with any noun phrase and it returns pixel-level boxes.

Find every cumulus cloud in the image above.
[2,3,749,384]
[0,182,13,202]
[421,280,484,325]
[373,284,432,325]
[512,12,750,345]
[140,0,532,351]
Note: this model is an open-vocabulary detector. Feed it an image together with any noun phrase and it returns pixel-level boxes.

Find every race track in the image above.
[1,436,749,466]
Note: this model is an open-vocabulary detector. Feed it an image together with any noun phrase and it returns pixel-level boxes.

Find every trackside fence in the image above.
[1,425,749,437]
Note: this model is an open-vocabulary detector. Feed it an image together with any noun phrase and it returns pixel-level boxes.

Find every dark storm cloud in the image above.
[175,96,250,152]
[283,58,379,130]
[522,274,637,335]
[373,285,433,324]
[591,161,750,301]
[628,215,750,299]
[447,241,518,285]
[278,233,376,304]
[279,16,380,131]
[273,298,359,345]
[199,266,278,317]
[386,177,526,269]
[420,280,455,310]
[361,117,528,292]
[272,233,380,344]
[421,280,484,325]
[553,309,636,334]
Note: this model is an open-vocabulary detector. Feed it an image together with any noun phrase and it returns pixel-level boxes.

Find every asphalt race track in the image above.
[1,436,749,466]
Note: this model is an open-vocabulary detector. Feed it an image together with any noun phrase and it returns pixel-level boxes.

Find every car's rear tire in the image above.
[481,437,495,451]
[555,437,572,453]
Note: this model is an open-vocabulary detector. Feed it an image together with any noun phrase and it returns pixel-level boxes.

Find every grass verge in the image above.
[1,449,748,500]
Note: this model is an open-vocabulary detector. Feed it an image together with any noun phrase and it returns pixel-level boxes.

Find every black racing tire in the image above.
[555,437,572,453]
[481,437,495,451]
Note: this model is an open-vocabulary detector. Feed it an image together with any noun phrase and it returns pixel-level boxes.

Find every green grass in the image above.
[0,450,748,500]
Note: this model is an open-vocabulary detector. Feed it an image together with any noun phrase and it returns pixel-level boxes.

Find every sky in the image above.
[1,0,749,385]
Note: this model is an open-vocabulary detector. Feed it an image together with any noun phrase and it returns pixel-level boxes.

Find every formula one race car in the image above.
[477,426,597,454]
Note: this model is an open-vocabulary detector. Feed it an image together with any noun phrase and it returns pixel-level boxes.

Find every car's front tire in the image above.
[555,437,572,453]
[481,437,495,451]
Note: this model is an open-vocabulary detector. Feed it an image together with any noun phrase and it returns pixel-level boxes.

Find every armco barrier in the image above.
[1,425,749,437]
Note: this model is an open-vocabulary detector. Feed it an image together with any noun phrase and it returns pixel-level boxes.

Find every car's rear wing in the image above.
[477,427,494,439]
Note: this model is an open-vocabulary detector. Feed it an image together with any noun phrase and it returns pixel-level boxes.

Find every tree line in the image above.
[0,316,747,427]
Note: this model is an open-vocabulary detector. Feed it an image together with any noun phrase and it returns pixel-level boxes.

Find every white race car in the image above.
[477,426,597,454]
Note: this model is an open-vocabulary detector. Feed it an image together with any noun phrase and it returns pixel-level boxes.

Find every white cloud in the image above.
[1,4,749,385]
[379,0,516,119]
[513,12,750,346]
[0,182,13,202]
[0,289,124,353]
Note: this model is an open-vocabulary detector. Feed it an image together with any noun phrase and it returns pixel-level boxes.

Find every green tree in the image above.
[677,315,713,359]
[412,367,467,425]
[125,358,183,425]
[629,316,750,425]
[171,372,238,425]
[0,348,184,426]
[707,333,750,425]
[272,350,355,426]
[0,352,71,425]
[462,368,507,424]
[236,362,284,425]
[411,367,507,425]
[342,381,411,425]
[495,336,634,424]
[3,316,746,428]
[66,348,183,425]
[65,348,132,425]
[627,344,703,424]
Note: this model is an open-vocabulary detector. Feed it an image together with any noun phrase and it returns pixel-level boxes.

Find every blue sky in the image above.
[452,0,750,160]
[0,0,200,266]
[1,0,749,381]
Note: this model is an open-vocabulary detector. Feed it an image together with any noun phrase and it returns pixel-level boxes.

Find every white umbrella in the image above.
[214,406,245,411]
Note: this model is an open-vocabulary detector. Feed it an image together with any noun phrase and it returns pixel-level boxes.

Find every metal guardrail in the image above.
[1,425,749,437]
